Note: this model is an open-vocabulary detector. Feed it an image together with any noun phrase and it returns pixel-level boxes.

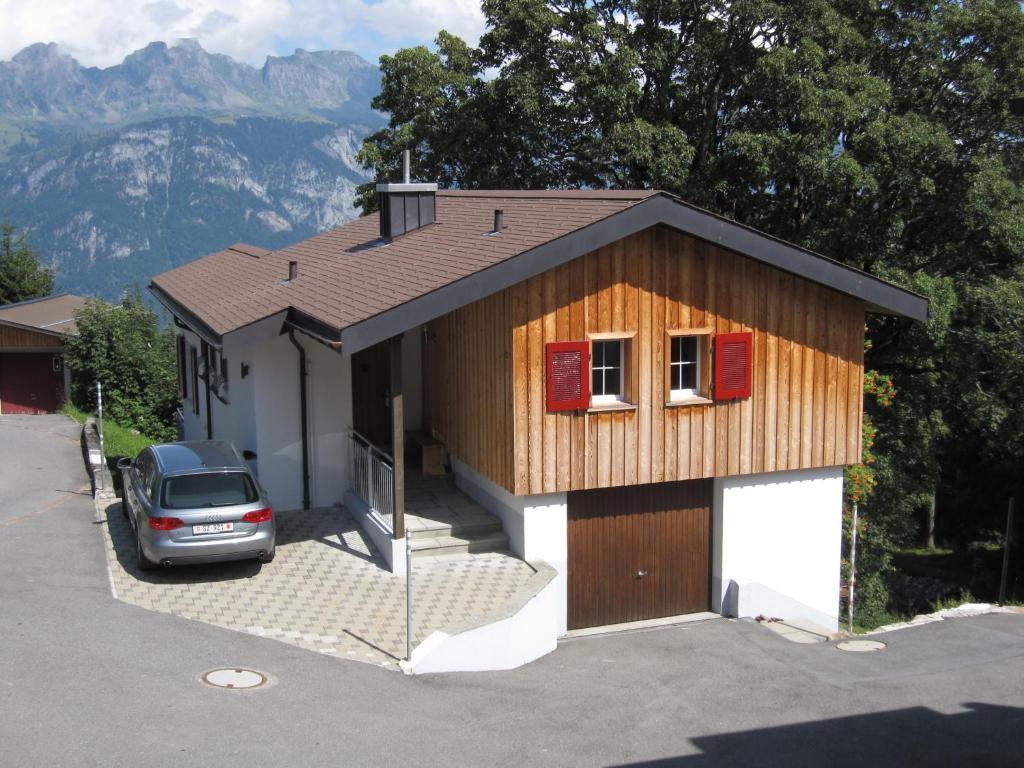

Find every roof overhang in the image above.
[149,282,223,348]
[339,193,929,354]
[150,282,343,353]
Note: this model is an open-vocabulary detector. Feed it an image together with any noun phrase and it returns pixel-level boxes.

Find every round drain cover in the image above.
[202,668,267,689]
[837,639,886,653]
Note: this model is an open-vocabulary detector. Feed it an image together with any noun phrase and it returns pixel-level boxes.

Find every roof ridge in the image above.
[436,189,658,199]
[0,292,70,311]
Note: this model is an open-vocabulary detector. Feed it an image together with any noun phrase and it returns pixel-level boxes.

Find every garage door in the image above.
[567,479,712,630]
[0,353,65,414]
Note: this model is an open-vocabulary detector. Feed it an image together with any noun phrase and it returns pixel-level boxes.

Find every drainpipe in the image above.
[287,329,311,510]
[201,341,213,440]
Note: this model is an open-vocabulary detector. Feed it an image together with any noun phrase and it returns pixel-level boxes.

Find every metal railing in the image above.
[348,429,395,534]
[174,407,185,440]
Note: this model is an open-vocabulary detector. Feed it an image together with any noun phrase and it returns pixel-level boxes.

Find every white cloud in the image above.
[0,0,487,67]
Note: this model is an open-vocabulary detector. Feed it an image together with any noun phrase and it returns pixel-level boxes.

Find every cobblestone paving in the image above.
[98,500,536,670]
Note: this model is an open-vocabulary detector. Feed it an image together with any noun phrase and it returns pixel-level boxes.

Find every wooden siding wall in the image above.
[0,324,63,348]
[422,225,864,497]
[422,290,515,491]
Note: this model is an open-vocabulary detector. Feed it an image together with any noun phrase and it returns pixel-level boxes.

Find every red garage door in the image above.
[0,353,65,414]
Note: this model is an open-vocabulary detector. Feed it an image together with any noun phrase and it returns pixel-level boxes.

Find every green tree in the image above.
[360,0,1024,612]
[0,221,54,304]
[63,293,178,441]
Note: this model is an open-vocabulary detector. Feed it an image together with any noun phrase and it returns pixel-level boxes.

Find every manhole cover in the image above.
[836,640,886,653]
[202,668,267,689]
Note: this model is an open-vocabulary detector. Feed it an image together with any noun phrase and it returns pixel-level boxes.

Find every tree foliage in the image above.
[360,0,1024,611]
[0,221,54,305]
[63,294,178,442]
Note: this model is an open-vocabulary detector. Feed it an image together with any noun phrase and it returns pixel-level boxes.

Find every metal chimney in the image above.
[402,149,411,184]
[493,209,504,233]
[288,260,298,281]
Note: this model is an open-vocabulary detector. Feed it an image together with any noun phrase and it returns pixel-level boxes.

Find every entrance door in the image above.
[0,353,65,414]
[351,342,392,448]
[567,479,712,630]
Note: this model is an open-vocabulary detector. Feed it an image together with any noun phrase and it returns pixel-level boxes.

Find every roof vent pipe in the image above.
[288,260,298,281]
[493,209,504,233]
[402,149,411,184]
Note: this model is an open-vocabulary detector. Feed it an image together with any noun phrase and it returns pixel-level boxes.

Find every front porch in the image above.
[345,331,511,567]
[345,428,511,569]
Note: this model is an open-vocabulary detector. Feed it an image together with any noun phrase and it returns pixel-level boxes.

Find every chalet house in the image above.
[150,174,926,661]
[0,294,86,414]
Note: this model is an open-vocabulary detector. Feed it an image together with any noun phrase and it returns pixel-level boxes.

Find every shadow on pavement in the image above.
[103,501,383,585]
[611,702,1024,767]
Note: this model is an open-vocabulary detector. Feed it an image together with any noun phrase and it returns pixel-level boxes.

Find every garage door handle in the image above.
[637,570,648,578]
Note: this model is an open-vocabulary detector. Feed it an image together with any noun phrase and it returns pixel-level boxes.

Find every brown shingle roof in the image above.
[0,293,89,335]
[151,190,656,338]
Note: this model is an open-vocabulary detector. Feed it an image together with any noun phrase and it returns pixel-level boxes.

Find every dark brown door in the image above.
[567,479,712,630]
[0,353,65,415]
[351,341,392,448]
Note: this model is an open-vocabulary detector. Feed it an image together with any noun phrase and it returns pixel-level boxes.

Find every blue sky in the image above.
[0,0,486,67]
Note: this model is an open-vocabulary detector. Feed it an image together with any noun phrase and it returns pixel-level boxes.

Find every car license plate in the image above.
[192,522,234,534]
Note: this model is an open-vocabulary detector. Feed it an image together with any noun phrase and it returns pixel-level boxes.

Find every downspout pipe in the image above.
[287,329,311,511]
[202,342,213,440]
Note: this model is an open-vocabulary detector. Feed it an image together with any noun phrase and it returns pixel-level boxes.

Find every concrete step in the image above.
[410,530,510,558]
[406,516,503,541]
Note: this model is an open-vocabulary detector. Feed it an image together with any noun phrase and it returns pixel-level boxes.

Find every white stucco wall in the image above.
[451,457,569,636]
[251,334,304,510]
[249,332,352,511]
[712,466,844,631]
[306,339,352,509]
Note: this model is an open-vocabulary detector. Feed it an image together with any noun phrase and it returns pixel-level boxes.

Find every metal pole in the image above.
[998,497,1015,606]
[848,503,858,634]
[406,533,413,661]
[96,382,105,492]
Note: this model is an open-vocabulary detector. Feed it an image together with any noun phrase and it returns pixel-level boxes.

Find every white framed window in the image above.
[591,339,624,405]
[670,335,700,399]
[666,327,713,404]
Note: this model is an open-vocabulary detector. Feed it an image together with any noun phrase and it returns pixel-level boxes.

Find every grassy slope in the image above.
[62,402,156,460]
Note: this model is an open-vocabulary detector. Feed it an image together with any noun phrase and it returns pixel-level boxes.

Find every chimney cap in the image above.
[375,181,438,193]
[376,148,437,193]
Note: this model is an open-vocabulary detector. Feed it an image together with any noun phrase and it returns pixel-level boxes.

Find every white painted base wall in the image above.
[404,561,558,674]
[712,466,844,631]
[344,490,405,576]
[451,457,569,636]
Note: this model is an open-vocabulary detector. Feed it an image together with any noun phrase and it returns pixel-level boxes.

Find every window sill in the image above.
[587,401,637,414]
[664,396,713,409]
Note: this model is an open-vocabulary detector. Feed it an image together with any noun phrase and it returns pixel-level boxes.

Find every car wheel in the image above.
[136,533,160,572]
[260,548,275,564]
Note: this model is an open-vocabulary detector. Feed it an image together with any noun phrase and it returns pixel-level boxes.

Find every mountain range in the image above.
[0,39,384,300]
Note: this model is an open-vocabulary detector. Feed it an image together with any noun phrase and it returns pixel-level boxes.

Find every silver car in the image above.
[117,441,275,571]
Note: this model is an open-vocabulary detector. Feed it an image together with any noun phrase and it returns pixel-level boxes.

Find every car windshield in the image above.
[161,472,258,509]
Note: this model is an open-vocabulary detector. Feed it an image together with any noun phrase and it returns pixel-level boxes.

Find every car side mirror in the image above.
[116,457,133,471]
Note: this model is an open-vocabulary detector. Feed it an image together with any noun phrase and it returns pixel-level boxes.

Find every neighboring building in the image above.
[150,180,926,652]
[0,294,87,414]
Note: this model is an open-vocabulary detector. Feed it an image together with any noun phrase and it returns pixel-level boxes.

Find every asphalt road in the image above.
[1,414,1023,767]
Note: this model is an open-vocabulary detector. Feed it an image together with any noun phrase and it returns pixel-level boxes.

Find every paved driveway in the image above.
[2,415,1023,767]
[99,499,535,668]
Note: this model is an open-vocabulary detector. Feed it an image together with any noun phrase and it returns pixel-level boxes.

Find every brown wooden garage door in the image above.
[567,479,712,630]
[0,353,65,415]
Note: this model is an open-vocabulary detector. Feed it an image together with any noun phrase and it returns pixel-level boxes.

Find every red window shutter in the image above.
[546,341,589,412]
[714,332,753,400]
